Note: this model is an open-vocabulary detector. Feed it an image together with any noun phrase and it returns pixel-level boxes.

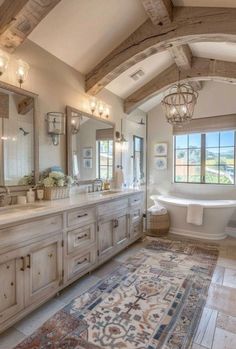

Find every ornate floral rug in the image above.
[15,238,219,349]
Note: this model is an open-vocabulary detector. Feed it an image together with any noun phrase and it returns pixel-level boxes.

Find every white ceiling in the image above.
[24,0,236,112]
[29,0,147,75]
[107,50,173,99]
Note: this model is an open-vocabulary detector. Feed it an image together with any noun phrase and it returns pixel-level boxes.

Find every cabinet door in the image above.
[114,213,129,247]
[0,249,25,324]
[98,219,114,258]
[25,234,63,307]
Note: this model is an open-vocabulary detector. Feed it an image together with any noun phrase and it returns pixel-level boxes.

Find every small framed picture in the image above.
[154,143,168,156]
[155,157,167,170]
[83,147,92,158]
[83,158,92,169]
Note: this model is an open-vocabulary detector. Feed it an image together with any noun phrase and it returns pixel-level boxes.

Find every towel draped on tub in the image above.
[187,204,204,225]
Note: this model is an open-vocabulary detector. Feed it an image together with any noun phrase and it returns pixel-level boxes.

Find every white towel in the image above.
[114,168,124,189]
[187,204,203,226]
[148,204,167,216]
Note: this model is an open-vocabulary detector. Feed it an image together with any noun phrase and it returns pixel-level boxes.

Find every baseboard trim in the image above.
[169,227,227,240]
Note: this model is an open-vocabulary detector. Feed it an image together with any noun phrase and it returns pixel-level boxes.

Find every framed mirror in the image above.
[0,81,39,189]
[66,106,115,183]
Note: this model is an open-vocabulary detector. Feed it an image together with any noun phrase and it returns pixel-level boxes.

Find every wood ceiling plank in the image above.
[0,0,61,52]
[169,44,192,70]
[141,0,173,25]
[124,57,236,113]
[85,6,236,95]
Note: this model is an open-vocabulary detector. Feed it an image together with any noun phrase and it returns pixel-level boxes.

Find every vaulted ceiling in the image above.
[2,0,236,113]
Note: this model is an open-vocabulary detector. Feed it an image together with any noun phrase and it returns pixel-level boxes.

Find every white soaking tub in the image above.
[151,195,236,240]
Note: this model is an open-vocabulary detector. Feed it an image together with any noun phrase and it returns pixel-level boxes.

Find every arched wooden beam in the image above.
[85,6,236,95]
[124,57,236,113]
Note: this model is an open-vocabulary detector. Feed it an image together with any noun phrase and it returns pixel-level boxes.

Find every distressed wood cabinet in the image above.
[0,191,144,334]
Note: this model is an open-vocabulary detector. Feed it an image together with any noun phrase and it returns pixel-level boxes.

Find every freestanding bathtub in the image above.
[151,195,236,240]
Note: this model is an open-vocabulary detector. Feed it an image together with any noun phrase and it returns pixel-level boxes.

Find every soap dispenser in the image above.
[27,188,35,203]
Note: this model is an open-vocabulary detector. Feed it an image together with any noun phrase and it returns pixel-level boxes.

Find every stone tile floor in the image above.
[0,235,236,349]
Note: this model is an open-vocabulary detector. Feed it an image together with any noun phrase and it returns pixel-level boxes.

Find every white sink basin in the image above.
[0,203,46,214]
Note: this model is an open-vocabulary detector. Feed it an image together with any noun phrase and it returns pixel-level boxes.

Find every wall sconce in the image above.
[0,50,9,76]
[71,115,81,134]
[16,59,30,87]
[115,131,128,151]
[46,112,65,146]
[98,102,104,117]
[89,97,97,114]
[105,106,110,118]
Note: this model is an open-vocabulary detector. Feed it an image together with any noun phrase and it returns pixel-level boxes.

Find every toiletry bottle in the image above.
[27,188,35,203]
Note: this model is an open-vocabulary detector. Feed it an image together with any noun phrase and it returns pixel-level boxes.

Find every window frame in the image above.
[133,135,144,182]
[174,131,236,185]
[97,139,113,180]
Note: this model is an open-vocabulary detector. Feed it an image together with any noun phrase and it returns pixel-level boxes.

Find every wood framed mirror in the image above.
[66,106,115,184]
[0,80,39,191]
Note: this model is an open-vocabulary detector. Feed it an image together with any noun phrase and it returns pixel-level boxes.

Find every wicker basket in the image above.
[44,186,70,200]
[147,212,170,235]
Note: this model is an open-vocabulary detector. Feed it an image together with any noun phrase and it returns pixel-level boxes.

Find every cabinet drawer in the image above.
[67,247,97,280]
[130,207,142,224]
[98,198,128,217]
[67,207,96,227]
[129,194,142,207]
[131,221,143,240]
[0,215,63,250]
[67,224,96,254]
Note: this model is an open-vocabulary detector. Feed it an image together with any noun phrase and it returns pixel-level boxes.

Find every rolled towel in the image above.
[187,204,203,226]
[148,204,167,216]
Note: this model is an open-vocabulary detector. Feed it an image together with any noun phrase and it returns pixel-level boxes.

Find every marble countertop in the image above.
[0,189,143,227]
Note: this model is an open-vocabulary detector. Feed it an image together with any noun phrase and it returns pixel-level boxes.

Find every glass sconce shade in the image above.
[71,117,80,134]
[105,106,110,118]
[0,50,9,76]
[98,102,104,116]
[16,59,30,86]
[89,97,97,114]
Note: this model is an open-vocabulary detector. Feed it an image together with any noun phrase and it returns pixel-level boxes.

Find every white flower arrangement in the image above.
[41,171,74,188]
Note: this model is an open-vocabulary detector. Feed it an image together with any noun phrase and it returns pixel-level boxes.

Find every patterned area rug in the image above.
[14,238,219,349]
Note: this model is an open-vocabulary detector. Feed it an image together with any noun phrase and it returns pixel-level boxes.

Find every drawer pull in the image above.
[113,219,119,228]
[26,254,31,269]
[20,256,25,271]
[77,213,88,218]
[77,257,88,265]
[77,233,88,240]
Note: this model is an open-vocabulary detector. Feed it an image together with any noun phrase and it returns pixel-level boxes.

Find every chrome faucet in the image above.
[0,186,11,207]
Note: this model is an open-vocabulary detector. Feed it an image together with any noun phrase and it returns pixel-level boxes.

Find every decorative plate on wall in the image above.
[154,143,168,156]
[83,147,93,158]
[155,157,167,170]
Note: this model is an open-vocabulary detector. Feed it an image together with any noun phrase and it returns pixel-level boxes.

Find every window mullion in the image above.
[201,134,206,183]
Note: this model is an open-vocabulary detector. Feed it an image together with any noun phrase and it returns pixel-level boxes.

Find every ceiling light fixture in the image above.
[161,72,198,126]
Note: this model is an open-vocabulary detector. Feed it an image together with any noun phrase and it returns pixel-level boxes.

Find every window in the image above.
[133,136,144,182]
[174,131,235,184]
[97,140,113,180]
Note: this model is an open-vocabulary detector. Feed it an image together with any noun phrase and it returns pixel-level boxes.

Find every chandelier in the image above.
[161,79,198,126]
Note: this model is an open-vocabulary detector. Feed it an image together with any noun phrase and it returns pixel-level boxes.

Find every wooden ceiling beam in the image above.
[169,43,202,90]
[141,0,173,25]
[124,57,236,113]
[85,6,236,95]
[0,0,61,52]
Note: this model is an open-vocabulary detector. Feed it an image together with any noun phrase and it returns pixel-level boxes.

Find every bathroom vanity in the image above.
[0,190,143,333]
